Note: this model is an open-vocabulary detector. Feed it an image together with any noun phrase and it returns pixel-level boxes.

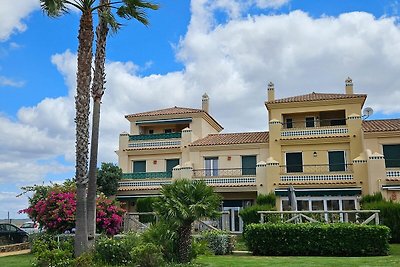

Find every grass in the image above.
[2,245,400,267]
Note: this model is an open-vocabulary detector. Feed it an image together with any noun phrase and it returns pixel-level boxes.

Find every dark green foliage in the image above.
[256,192,276,206]
[97,162,122,196]
[194,230,235,255]
[136,197,158,223]
[360,192,383,206]
[141,222,178,262]
[363,201,400,243]
[31,233,74,267]
[129,243,165,267]
[95,233,141,265]
[239,204,276,226]
[244,223,390,256]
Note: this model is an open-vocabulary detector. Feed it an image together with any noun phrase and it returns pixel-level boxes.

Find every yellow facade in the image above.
[116,78,400,231]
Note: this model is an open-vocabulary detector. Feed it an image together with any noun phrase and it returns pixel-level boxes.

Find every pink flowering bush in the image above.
[20,192,125,235]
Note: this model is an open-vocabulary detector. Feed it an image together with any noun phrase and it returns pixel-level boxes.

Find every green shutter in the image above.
[166,159,180,177]
[242,155,257,175]
[328,151,345,171]
[383,145,400,168]
[133,161,146,173]
[286,153,303,173]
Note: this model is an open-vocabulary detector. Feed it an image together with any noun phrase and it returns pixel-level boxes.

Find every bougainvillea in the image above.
[20,192,125,235]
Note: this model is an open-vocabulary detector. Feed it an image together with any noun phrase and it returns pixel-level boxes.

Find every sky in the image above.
[1,0,400,219]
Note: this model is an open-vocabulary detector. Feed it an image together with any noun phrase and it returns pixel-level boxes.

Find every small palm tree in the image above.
[154,179,222,263]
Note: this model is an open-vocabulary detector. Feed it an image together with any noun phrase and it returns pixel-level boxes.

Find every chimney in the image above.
[267,82,275,101]
[202,93,209,113]
[345,77,353,94]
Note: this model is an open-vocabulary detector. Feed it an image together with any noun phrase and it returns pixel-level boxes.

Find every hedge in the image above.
[362,201,400,243]
[244,223,390,256]
[193,230,235,255]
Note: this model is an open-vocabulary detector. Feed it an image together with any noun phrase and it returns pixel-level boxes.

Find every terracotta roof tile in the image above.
[386,178,400,182]
[125,107,203,118]
[278,181,357,186]
[118,183,255,191]
[123,146,181,151]
[190,132,269,146]
[362,119,400,132]
[267,92,367,104]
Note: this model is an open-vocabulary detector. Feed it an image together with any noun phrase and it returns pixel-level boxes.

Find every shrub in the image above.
[95,233,141,266]
[239,204,276,226]
[141,222,178,262]
[244,223,390,256]
[256,192,276,206]
[136,197,158,223]
[31,234,75,267]
[129,243,165,267]
[360,192,383,205]
[194,230,235,255]
[362,201,400,243]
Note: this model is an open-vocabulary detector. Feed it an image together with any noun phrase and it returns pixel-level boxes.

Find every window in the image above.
[383,144,400,168]
[285,118,293,128]
[286,152,303,173]
[133,160,146,173]
[166,159,180,177]
[148,129,154,134]
[242,155,257,175]
[328,151,346,171]
[205,157,218,176]
[305,117,315,127]
[164,129,172,133]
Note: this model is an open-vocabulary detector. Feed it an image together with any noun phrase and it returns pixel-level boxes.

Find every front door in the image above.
[222,207,243,233]
[166,159,180,177]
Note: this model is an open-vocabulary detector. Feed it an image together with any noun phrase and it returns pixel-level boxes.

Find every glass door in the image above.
[223,207,243,233]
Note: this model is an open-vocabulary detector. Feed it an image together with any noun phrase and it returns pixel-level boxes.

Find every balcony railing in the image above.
[282,118,346,129]
[129,132,182,141]
[280,164,353,174]
[192,168,256,178]
[122,171,172,179]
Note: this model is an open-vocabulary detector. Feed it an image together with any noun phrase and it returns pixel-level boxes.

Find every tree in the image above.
[40,0,158,256]
[153,179,222,263]
[96,162,122,196]
[86,0,158,246]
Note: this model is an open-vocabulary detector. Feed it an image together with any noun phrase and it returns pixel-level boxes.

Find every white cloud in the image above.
[255,0,290,9]
[0,76,25,87]
[0,192,29,219]
[0,0,39,41]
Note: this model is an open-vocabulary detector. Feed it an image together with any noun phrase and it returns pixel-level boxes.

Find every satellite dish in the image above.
[362,107,374,119]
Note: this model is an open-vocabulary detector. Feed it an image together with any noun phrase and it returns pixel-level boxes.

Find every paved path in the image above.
[0,249,31,257]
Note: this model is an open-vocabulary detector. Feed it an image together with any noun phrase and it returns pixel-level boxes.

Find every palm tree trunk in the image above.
[87,0,109,248]
[74,10,94,257]
[177,222,192,263]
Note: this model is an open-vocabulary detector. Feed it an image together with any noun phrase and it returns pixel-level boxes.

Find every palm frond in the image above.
[116,0,159,26]
[40,0,70,17]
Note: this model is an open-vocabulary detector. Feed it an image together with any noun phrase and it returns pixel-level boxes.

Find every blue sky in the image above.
[1,0,400,219]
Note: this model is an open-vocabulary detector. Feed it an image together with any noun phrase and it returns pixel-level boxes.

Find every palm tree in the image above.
[40,0,158,256]
[154,179,222,263]
[86,0,158,246]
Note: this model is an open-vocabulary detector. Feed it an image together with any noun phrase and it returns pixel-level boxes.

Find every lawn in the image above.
[2,245,400,267]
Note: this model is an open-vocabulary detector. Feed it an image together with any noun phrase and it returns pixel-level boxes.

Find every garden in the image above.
[3,181,400,266]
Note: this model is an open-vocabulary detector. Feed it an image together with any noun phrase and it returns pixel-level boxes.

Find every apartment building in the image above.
[116,78,400,232]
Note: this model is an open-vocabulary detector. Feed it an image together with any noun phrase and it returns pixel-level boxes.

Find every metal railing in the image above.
[192,168,256,177]
[129,132,182,141]
[282,118,346,129]
[258,210,380,224]
[122,171,172,179]
[280,164,353,174]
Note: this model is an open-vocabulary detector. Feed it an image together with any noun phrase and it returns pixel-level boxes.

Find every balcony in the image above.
[279,164,354,182]
[122,171,172,179]
[128,132,181,149]
[192,168,256,187]
[281,118,348,140]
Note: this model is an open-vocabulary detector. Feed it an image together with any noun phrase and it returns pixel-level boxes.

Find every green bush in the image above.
[95,232,141,265]
[31,234,75,267]
[141,222,178,262]
[244,223,390,256]
[136,197,159,223]
[239,204,276,226]
[194,230,235,255]
[129,243,165,267]
[256,192,276,206]
[362,201,400,243]
[360,192,383,205]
